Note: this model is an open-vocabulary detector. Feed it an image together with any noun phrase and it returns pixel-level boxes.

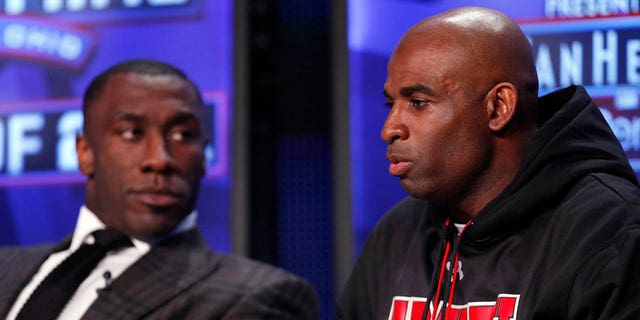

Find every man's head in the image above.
[77,59,208,240]
[382,7,539,220]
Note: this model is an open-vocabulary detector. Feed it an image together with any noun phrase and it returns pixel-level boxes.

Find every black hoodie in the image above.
[338,86,640,320]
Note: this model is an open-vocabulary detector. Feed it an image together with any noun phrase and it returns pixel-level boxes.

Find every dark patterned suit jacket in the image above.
[0,229,319,319]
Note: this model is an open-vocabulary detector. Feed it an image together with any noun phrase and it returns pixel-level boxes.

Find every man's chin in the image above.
[400,179,419,195]
[400,181,433,200]
[126,216,183,240]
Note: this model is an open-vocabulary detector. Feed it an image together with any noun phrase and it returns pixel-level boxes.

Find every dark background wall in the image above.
[240,0,336,318]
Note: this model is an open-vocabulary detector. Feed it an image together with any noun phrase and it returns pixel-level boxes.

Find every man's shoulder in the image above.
[214,252,297,275]
[207,252,311,287]
[0,243,54,259]
[586,172,640,206]
[566,173,640,218]
[546,173,640,245]
[0,244,53,291]
[193,251,319,317]
[111,239,319,318]
[155,230,312,290]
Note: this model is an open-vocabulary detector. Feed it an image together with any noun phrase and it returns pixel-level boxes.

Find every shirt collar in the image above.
[71,206,198,252]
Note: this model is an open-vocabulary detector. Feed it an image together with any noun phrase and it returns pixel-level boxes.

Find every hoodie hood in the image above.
[464,85,638,244]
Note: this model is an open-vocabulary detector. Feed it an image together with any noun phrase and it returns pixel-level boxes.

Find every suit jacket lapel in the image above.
[0,238,71,318]
[82,229,222,320]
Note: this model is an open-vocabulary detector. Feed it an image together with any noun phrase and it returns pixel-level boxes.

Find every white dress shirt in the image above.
[6,206,197,320]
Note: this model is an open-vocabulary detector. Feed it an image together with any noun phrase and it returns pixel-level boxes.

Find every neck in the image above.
[448,132,534,222]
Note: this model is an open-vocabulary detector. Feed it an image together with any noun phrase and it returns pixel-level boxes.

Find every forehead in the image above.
[386,31,467,92]
[388,36,461,76]
[101,72,197,101]
[386,46,449,92]
[88,73,202,117]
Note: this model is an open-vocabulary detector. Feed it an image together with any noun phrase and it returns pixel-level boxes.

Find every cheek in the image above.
[175,150,206,176]
[91,150,138,190]
[448,126,493,175]
[93,160,128,192]
[418,123,485,174]
[415,124,457,162]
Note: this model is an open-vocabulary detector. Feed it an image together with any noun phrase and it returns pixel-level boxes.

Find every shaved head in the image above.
[382,7,540,219]
[395,7,538,125]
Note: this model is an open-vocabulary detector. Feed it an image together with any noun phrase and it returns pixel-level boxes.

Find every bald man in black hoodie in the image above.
[339,7,640,320]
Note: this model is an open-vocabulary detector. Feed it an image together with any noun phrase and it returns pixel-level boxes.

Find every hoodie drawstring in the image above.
[430,218,451,320]
[429,218,472,320]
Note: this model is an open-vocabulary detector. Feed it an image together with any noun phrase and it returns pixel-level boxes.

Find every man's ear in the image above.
[485,82,518,133]
[200,137,211,177]
[76,134,95,178]
[201,157,207,177]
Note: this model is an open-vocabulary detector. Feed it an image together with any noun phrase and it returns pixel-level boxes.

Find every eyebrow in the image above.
[166,112,202,128]
[383,83,436,99]
[108,110,201,127]
[110,111,143,124]
[400,84,435,97]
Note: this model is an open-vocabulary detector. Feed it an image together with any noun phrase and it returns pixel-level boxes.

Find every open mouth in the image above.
[389,161,411,176]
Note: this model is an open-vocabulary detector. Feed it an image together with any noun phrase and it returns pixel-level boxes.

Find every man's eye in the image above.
[120,128,141,140]
[168,129,196,142]
[384,100,394,108]
[411,99,429,108]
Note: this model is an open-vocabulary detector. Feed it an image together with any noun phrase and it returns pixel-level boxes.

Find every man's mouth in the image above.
[389,161,411,176]
[132,189,180,207]
[386,152,412,177]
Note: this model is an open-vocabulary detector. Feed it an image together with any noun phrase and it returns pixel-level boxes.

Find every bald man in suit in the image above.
[0,59,319,320]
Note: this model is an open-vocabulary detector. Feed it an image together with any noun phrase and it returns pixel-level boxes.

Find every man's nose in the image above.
[141,134,176,174]
[381,106,408,144]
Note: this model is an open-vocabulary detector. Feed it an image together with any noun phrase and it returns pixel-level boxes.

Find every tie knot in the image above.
[91,229,132,250]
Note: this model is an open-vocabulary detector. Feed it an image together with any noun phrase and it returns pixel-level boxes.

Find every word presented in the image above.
[545,0,640,18]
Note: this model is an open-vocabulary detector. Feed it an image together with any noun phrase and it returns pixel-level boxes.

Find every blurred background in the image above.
[0,0,638,318]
